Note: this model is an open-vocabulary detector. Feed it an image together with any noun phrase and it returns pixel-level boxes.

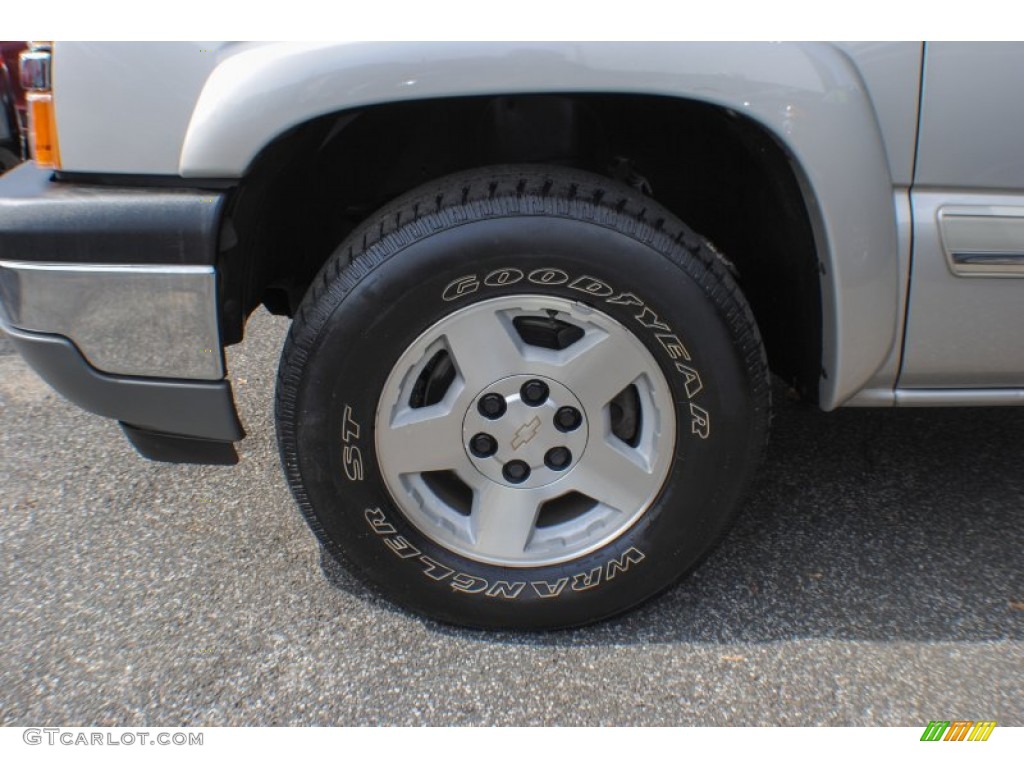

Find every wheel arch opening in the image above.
[219,92,823,401]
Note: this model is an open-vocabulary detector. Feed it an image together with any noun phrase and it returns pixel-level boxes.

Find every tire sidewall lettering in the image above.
[340,404,365,481]
[360,262,720,601]
[483,267,525,288]
[442,274,480,302]
[440,267,712,418]
[363,506,648,601]
[343,265,716,605]
[527,268,569,286]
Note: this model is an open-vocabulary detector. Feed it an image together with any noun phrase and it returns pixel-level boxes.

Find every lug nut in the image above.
[554,406,582,432]
[502,460,531,484]
[520,379,549,407]
[478,393,507,419]
[544,446,572,471]
[470,433,498,458]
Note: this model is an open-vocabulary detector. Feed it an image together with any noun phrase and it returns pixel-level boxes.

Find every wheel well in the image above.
[219,93,821,400]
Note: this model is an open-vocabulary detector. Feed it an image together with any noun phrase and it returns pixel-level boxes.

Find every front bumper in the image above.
[0,163,244,464]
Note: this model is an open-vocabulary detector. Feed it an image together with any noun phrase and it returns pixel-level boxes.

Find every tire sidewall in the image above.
[287,214,763,629]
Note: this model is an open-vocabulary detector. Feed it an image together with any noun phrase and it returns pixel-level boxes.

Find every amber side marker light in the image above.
[20,43,61,169]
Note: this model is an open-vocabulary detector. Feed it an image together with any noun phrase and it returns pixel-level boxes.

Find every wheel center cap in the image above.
[463,374,589,489]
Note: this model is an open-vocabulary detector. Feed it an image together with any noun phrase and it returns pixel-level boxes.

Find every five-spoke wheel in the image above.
[275,166,769,629]
[375,295,676,567]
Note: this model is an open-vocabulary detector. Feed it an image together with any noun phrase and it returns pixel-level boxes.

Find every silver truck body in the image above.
[1,41,1022,460]
[40,41,1023,410]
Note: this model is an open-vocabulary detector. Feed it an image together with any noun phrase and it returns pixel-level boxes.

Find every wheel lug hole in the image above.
[469,433,498,458]
[478,393,507,419]
[520,379,549,407]
[502,460,531,484]
[554,406,582,432]
[544,447,573,471]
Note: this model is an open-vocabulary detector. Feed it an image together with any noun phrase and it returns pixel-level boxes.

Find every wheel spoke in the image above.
[470,483,546,560]
[558,331,652,410]
[442,310,526,389]
[377,405,470,474]
[570,437,656,515]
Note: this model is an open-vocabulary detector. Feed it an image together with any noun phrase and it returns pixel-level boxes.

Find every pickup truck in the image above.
[1,42,1021,629]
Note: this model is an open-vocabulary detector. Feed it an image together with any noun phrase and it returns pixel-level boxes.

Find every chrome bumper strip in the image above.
[0,260,223,380]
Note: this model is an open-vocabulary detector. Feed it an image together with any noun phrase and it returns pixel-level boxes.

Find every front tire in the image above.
[276,165,770,629]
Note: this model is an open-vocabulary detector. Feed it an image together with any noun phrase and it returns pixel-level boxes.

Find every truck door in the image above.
[899,42,1024,391]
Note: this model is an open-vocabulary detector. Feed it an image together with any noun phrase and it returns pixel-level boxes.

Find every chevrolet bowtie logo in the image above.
[511,416,542,450]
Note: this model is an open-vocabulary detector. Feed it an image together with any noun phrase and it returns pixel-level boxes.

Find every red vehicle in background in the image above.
[0,41,27,172]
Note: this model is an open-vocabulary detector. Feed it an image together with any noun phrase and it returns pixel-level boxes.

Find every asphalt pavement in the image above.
[1,309,1021,725]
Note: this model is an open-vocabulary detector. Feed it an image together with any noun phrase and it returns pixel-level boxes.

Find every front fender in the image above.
[182,41,900,409]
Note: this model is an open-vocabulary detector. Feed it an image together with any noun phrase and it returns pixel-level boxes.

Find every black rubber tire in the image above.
[275,165,770,630]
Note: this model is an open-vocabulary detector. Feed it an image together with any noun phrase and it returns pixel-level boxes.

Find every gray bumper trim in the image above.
[0,162,225,266]
[2,320,243,442]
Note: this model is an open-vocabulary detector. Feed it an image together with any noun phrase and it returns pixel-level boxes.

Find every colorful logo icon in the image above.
[920,721,996,741]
